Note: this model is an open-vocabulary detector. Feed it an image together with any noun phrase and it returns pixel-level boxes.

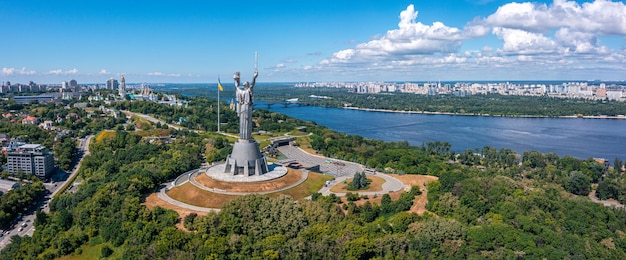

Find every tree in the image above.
[380,194,393,215]
[359,172,368,188]
[349,172,369,190]
[565,171,591,196]
[101,245,114,257]
[615,158,623,174]
[184,213,198,230]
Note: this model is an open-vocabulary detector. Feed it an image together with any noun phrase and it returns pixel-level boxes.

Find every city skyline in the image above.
[1,0,625,84]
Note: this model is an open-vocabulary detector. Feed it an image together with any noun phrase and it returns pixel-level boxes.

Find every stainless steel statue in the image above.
[224,67,268,176]
[234,70,257,140]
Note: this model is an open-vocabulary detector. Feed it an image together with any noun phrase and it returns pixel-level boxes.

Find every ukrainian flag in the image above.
[217,77,223,91]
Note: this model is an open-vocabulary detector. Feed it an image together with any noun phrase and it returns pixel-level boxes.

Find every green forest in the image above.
[2,97,626,259]
[252,87,626,117]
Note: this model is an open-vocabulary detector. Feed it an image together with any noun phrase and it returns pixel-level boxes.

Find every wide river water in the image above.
[266,104,626,161]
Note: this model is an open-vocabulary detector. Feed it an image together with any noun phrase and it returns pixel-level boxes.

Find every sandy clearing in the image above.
[393,174,439,215]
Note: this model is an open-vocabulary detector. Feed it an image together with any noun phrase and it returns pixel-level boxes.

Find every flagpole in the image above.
[217,76,220,133]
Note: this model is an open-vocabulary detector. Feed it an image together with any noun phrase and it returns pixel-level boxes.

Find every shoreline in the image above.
[341,106,626,120]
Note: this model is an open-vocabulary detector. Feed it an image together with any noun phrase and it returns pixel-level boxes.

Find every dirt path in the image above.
[393,175,439,215]
[589,190,625,208]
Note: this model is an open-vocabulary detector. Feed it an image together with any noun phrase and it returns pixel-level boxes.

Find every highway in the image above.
[122,110,181,130]
[0,135,92,250]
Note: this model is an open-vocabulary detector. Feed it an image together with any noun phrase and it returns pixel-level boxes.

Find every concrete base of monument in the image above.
[205,162,288,182]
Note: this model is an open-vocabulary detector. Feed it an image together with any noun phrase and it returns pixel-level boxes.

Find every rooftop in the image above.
[0,179,19,193]
[19,144,42,149]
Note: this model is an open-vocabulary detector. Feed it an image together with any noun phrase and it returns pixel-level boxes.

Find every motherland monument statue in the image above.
[223,60,269,176]
[233,70,256,140]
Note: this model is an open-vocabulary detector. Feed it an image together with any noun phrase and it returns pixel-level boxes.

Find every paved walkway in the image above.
[277,145,363,177]
[158,144,406,212]
[317,172,405,196]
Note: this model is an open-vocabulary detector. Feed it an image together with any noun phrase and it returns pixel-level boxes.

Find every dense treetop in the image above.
[2,97,626,259]
[253,87,626,117]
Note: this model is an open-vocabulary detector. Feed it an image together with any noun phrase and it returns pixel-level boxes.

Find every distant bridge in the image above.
[259,101,312,108]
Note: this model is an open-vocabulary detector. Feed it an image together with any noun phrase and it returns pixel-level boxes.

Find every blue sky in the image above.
[1,0,625,84]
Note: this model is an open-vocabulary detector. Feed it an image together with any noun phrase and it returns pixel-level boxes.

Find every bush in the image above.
[346,192,360,201]
[101,245,113,257]
[184,213,198,230]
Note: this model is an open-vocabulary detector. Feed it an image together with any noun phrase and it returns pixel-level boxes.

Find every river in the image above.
[265,105,626,161]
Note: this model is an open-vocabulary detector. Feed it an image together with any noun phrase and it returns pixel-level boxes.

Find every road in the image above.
[589,190,625,208]
[49,135,93,201]
[0,135,92,250]
[122,110,181,130]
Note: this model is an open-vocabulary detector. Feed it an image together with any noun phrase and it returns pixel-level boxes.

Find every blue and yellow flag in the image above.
[217,77,223,91]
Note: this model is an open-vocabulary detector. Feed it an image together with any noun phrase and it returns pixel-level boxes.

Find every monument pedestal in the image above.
[224,139,269,176]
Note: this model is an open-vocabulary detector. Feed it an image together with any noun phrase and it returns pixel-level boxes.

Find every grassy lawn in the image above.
[329,175,385,193]
[294,136,323,155]
[194,169,302,193]
[167,171,333,207]
[57,242,120,260]
[129,115,154,130]
[94,130,116,143]
[167,183,239,208]
[270,172,333,200]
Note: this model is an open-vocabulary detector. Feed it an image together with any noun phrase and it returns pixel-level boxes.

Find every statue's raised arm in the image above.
[234,72,241,88]
[250,70,258,90]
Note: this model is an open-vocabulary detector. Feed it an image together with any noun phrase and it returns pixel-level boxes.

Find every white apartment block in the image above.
[7,144,55,179]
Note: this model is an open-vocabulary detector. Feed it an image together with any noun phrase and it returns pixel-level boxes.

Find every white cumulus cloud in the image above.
[485,0,626,35]
[47,68,79,75]
[554,28,609,54]
[493,27,558,55]
[287,1,626,81]
[1,67,36,75]
[320,4,484,66]
[147,72,163,76]
[99,69,110,75]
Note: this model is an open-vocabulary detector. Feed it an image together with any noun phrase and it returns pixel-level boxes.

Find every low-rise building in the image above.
[39,120,54,130]
[22,115,39,125]
[7,144,55,179]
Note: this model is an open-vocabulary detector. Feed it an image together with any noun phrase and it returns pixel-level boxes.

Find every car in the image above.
[21,223,27,227]
[18,227,23,232]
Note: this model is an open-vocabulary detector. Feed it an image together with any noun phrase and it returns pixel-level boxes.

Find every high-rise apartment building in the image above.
[106,78,119,90]
[119,75,126,97]
[7,144,55,179]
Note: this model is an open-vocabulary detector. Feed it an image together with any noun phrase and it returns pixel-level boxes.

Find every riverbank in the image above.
[268,104,626,160]
[342,106,626,119]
